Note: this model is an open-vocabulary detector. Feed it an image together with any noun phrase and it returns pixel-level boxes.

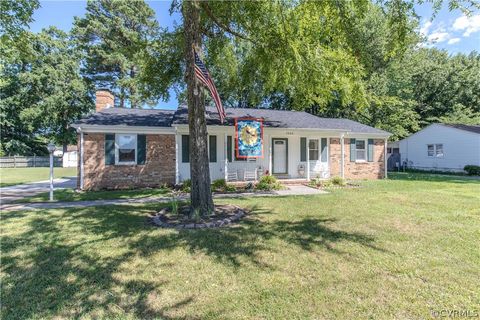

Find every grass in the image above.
[14,187,172,203]
[1,173,479,319]
[0,167,77,187]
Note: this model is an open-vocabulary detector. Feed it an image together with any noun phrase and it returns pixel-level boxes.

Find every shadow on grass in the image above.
[388,172,480,184]
[1,202,383,319]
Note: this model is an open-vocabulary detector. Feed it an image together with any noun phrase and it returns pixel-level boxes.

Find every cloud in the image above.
[428,31,450,43]
[420,20,433,35]
[447,38,461,44]
[452,14,480,37]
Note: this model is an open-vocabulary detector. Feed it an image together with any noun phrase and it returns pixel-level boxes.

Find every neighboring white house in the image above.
[399,124,480,172]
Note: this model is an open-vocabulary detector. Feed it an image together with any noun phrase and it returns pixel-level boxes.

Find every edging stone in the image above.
[151,205,246,229]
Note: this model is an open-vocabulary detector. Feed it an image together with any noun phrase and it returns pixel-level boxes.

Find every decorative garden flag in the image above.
[235,118,264,158]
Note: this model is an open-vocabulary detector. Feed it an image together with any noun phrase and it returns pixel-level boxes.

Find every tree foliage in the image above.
[0,27,92,155]
[72,0,167,108]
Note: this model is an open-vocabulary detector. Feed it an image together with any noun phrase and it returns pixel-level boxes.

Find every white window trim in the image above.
[435,143,444,158]
[309,139,319,161]
[115,133,138,165]
[355,139,367,162]
[427,143,444,158]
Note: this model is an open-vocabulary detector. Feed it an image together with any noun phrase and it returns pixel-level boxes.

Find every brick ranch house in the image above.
[72,90,391,190]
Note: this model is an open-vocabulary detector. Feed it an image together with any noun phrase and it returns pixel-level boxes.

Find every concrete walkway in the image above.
[0,177,77,204]
[1,184,326,212]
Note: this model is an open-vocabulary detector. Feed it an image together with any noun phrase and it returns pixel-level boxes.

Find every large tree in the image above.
[0,27,92,155]
[72,0,166,108]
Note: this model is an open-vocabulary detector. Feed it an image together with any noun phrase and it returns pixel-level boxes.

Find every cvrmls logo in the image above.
[431,309,479,318]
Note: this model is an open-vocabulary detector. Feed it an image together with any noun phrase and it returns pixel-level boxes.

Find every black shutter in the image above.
[181,135,189,163]
[321,138,328,162]
[367,139,374,162]
[300,137,307,162]
[209,135,217,162]
[105,134,115,165]
[137,134,146,165]
[350,138,356,162]
[227,136,232,162]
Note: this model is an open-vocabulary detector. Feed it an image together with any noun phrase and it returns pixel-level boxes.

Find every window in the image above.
[435,144,443,157]
[182,135,189,163]
[427,144,443,157]
[321,138,328,162]
[116,134,137,164]
[209,135,217,162]
[227,136,233,162]
[355,139,366,161]
[300,137,307,161]
[309,139,319,161]
[427,144,434,157]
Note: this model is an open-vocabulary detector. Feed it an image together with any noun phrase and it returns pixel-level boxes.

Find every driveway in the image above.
[0,177,77,204]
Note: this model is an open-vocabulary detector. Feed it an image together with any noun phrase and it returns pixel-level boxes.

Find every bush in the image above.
[330,176,346,186]
[255,175,282,191]
[309,178,332,188]
[211,179,227,191]
[464,165,480,176]
[225,184,237,192]
[181,179,191,192]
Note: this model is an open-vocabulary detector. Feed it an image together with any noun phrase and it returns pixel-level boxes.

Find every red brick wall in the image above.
[330,138,385,179]
[78,133,176,190]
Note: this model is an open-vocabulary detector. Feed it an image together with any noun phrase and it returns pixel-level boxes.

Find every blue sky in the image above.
[30,1,479,109]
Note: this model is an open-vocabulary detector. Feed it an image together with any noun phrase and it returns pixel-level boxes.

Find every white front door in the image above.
[273,138,288,174]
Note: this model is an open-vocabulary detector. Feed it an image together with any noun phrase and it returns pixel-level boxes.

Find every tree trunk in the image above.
[183,0,214,215]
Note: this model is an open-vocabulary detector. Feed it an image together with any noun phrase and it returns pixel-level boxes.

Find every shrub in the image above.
[464,165,480,176]
[330,176,346,186]
[171,197,178,215]
[225,184,237,192]
[255,175,282,191]
[211,179,227,191]
[181,179,191,192]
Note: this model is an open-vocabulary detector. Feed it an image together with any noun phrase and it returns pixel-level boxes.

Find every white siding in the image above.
[399,124,480,171]
[177,126,333,182]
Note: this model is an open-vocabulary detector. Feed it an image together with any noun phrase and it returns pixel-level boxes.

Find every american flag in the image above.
[194,50,226,123]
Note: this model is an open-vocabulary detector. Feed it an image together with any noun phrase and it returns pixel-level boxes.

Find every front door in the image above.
[272,138,288,174]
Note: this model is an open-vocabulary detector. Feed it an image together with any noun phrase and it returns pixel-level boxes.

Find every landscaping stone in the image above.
[151,205,247,229]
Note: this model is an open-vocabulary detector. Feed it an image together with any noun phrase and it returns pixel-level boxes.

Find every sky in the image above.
[29,1,480,109]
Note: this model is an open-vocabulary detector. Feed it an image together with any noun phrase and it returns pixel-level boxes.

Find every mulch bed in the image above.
[304,183,361,190]
[150,204,247,229]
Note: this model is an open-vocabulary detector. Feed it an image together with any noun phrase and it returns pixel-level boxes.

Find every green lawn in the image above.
[1,173,479,319]
[0,167,77,187]
[14,187,171,203]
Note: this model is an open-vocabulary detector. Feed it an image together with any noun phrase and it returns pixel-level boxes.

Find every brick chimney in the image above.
[95,90,114,112]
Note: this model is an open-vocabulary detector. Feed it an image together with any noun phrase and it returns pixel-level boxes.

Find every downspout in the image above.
[384,138,388,179]
[224,132,228,181]
[340,133,345,179]
[79,129,84,190]
[306,138,310,181]
[175,127,180,184]
[268,135,272,175]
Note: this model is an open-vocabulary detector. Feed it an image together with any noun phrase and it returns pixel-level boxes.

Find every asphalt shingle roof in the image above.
[173,106,389,134]
[442,124,480,135]
[73,107,175,127]
[73,105,390,135]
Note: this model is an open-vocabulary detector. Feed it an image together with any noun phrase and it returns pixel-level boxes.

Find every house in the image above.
[71,90,390,190]
[399,123,480,172]
[62,145,78,168]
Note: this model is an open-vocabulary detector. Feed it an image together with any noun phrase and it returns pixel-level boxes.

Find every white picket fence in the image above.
[0,156,63,168]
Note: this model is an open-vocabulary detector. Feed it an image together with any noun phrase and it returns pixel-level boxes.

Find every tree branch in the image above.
[200,2,256,44]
